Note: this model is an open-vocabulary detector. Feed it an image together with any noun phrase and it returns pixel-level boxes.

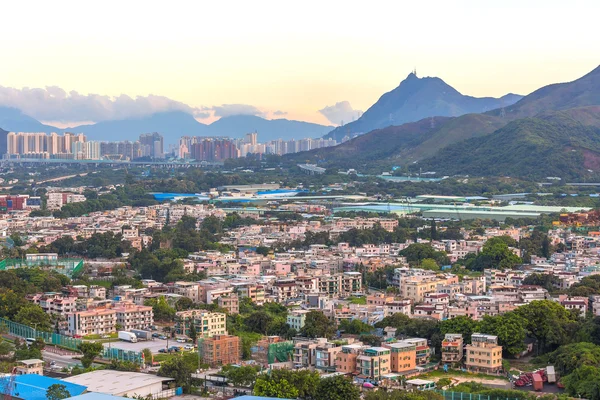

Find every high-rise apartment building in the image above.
[139,132,164,158]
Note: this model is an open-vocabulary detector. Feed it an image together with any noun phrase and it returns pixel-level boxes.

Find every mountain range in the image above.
[0,108,333,143]
[324,72,522,141]
[291,64,600,179]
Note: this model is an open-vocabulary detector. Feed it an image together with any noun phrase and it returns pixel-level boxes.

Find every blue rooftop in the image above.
[0,374,87,400]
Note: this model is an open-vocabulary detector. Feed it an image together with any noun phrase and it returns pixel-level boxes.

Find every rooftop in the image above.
[62,370,173,395]
[0,374,87,400]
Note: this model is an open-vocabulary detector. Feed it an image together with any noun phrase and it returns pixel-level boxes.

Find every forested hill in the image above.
[420,106,600,180]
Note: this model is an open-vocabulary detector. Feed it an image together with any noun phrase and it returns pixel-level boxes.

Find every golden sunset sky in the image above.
[1,0,598,126]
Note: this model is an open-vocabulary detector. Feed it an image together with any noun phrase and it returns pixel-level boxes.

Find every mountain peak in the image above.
[324,72,522,141]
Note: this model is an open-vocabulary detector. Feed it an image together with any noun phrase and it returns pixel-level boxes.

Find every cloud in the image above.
[0,85,207,123]
[212,104,266,118]
[318,101,363,125]
[273,110,287,116]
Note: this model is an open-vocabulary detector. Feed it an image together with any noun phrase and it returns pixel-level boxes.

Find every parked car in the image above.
[152,333,160,338]
[159,335,167,340]
[176,338,186,343]
[168,346,180,352]
[184,345,194,350]
[158,348,167,353]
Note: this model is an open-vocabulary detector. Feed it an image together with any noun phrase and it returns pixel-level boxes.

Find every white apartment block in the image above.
[114,303,154,331]
[68,309,116,336]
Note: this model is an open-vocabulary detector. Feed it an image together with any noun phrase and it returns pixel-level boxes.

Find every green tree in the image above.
[315,375,360,400]
[301,311,336,339]
[46,383,71,400]
[515,300,579,353]
[77,341,104,368]
[365,390,444,400]
[158,356,195,393]
[14,304,52,331]
[420,258,440,271]
[477,313,527,356]
[430,219,438,241]
[142,348,153,365]
[175,297,194,311]
[466,237,522,271]
[562,365,600,400]
[222,365,260,387]
[245,311,273,335]
[254,377,299,399]
[189,322,198,345]
[439,316,478,342]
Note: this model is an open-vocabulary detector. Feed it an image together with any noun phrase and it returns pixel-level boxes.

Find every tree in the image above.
[46,384,71,400]
[466,237,522,271]
[477,313,527,356]
[515,300,579,353]
[420,258,440,271]
[245,311,273,335]
[254,377,299,399]
[301,311,336,339]
[338,319,373,335]
[142,348,153,365]
[175,297,194,311]
[77,341,104,368]
[544,342,600,376]
[365,390,444,400]
[222,365,260,387]
[189,322,198,345]
[439,316,478,342]
[14,304,52,331]
[430,219,438,241]
[158,357,195,393]
[315,375,360,400]
[253,370,319,399]
[562,365,600,400]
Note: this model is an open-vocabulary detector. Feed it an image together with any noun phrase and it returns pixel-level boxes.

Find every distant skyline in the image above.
[1,0,598,126]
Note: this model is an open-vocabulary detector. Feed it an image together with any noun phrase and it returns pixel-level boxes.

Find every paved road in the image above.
[42,350,80,369]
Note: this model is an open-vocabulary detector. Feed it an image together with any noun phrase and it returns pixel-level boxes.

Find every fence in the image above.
[1,317,143,363]
[102,346,143,363]
[0,258,84,278]
[435,391,522,400]
[0,317,82,350]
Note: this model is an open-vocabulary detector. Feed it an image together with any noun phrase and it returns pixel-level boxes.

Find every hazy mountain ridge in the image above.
[324,72,522,141]
[0,109,333,143]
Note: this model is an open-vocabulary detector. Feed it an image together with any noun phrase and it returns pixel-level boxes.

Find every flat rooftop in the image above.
[63,370,173,395]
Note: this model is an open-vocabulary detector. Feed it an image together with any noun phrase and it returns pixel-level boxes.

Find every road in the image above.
[36,172,89,184]
[42,350,80,369]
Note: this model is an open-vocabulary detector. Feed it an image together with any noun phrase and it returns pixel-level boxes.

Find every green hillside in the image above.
[487,65,600,119]
[420,106,600,180]
[285,117,452,170]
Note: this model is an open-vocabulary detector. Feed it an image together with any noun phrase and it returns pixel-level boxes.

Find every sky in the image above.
[1,0,598,126]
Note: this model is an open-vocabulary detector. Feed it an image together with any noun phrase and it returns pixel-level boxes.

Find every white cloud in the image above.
[318,101,363,125]
[0,85,207,123]
[212,104,266,118]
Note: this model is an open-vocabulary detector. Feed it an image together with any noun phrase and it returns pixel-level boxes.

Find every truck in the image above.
[118,331,138,343]
[131,329,152,341]
[546,366,556,383]
[533,374,543,391]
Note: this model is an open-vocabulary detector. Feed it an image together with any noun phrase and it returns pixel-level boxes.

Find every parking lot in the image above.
[102,337,191,354]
